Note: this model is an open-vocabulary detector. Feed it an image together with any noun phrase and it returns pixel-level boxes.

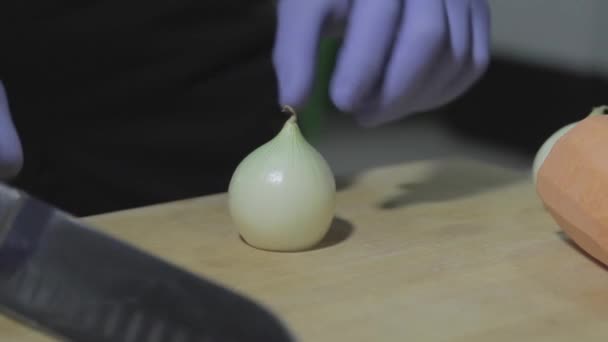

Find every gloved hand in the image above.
[273,0,491,127]
[0,81,23,179]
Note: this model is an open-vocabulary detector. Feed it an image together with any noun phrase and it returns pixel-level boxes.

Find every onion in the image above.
[227,106,336,252]
[532,105,608,184]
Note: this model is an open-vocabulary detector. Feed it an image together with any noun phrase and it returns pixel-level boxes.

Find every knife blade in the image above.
[0,182,295,342]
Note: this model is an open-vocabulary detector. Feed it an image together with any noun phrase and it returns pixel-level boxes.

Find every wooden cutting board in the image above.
[2,158,608,341]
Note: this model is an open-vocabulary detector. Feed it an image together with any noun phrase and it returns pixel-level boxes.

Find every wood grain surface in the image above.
[2,158,608,341]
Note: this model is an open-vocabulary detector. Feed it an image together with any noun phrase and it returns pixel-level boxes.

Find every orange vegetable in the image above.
[534,106,608,265]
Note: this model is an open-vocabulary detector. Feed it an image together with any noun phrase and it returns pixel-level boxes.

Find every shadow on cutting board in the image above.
[313,217,354,250]
[239,217,354,252]
[556,231,608,272]
[377,159,527,210]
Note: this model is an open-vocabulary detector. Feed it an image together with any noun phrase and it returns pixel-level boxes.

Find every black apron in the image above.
[0,0,284,216]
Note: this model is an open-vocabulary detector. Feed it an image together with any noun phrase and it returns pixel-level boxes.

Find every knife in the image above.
[0,182,294,342]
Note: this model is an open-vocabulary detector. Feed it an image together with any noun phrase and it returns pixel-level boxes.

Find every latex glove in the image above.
[273,0,491,127]
[0,82,23,179]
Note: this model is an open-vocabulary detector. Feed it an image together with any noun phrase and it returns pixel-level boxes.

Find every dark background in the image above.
[0,1,605,216]
[440,56,607,158]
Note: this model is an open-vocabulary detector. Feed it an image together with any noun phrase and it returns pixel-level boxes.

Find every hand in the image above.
[273,0,491,127]
[0,82,23,179]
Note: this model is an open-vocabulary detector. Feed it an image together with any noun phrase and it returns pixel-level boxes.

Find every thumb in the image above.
[0,81,23,180]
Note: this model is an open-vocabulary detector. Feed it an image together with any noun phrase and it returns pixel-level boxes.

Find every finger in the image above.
[272,0,330,108]
[410,0,472,112]
[471,0,491,72]
[431,0,490,108]
[355,0,448,125]
[329,0,402,112]
[0,82,23,179]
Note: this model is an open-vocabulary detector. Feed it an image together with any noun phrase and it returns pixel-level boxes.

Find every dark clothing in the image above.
[0,1,284,216]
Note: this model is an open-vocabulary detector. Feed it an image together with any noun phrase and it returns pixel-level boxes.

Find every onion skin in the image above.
[227,112,336,252]
[532,123,576,184]
[535,112,608,266]
[532,106,608,184]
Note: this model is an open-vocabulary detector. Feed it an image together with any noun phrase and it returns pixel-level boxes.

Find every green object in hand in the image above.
[298,38,340,141]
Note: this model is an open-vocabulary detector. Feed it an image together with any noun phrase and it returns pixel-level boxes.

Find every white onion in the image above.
[227,106,336,252]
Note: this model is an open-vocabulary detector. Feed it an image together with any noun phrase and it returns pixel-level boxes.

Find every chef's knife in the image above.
[0,182,294,342]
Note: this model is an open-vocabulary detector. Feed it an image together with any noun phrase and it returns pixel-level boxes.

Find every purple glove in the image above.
[0,82,23,179]
[273,0,491,127]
